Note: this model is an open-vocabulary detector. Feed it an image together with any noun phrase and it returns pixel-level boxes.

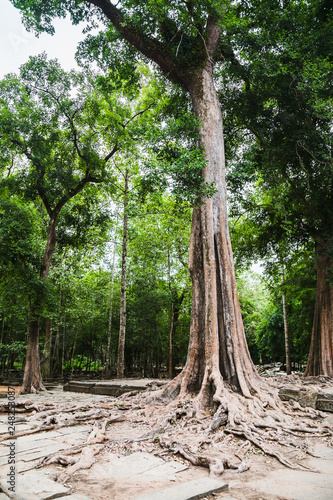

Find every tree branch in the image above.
[85,0,188,85]
[53,173,102,219]
[104,143,118,163]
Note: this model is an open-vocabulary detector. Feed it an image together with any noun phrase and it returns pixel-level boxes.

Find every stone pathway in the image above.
[0,387,332,500]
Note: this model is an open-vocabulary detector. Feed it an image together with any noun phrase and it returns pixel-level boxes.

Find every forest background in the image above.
[0,0,331,387]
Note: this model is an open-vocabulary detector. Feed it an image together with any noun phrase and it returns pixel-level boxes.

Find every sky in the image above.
[0,0,88,78]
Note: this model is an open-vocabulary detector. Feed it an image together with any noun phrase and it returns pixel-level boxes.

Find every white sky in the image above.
[0,0,88,78]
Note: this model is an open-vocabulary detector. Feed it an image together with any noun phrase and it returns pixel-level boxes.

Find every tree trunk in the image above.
[304,239,333,377]
[0,314,5,345]
[167,248,173,379]
[71,328,79,376]
[168,303,174,379]
[281,266,292,375]
[117,171,128,379]
[167,65,259,406]
[61,319,66,378]
[21,319,45,392]
[103,243,116,379]
[41,317,52,380]
[20,218,57,393]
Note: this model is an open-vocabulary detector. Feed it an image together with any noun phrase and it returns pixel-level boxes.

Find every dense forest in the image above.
[0,0,332,396]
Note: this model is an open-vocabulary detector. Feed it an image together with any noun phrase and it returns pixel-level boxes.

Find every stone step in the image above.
[63,378,164,396]
[133,477,228,500]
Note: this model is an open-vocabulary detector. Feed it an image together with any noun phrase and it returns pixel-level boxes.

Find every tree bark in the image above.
[168,303,174,379]
[103,243,116,379]
[117,170,128,379]
[20,218,57,393]
[41,317,52,380]
[167,248,173,379]
[168,64,259,405]
[0,314,5,345]
[281,266,292,375]
[304,239,333,377]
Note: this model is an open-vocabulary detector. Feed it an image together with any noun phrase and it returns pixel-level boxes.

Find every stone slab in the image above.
[86,451,188,486]
[247,468,333,500]
[0,458,40,475]
[3,425,32,436]
[91,452,165,478]
[279,386,333,411]
[0,469,69,500]
[63,378,166,396]
[0,432,63,454]
[140,460,188,480]
[63,382,96,394]
[19,442,71,462]
[306,458,333,474]
[133,477,228,500]
[316,393,333,412]
[313,444,333,460]
[56,424,91,435]
[59,495,92,500]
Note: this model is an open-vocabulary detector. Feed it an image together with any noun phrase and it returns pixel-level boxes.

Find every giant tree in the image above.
[11,0,264,406]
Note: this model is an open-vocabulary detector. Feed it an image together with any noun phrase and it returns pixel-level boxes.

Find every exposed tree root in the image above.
[0,400,125,442]
[2,375,331,480]
[52,444,104,484]
[126,374,331,472]
[224,428,316,471]
[35,416,123,481]
[158,435,249,475]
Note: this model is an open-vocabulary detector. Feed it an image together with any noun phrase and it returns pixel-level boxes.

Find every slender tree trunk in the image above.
[304,239,333,377]
[103,243,116,379]
[71,328,79,376]
[41,317,52,380]
[167,64,259,405]
[61,319,66,379]
[20,218,57,393]
[167,248,173,379]
[55,282,62,366]
[117,171,129,379]
[281,266,292,375]
[168,303,174,380]
[0,314,5,345]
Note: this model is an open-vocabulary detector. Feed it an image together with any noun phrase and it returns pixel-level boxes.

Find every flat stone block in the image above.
[279,387,301,401]
[63,382,96,394]
[0,469,69,499]
[278,386,333,410]
[133,477,228,500]
[316,393,333,412]
[306,458,333,474]
[56,424,91,435]
[247,468,333,500]
[92,452,165,479]
[93,385,123,396]
[141,460,188,480]
[313,444,333,460]
[19,442,71,462]
[63,378,164,396]
[60,495,92,500]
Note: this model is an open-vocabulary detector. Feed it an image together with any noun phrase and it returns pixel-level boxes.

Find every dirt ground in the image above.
[0,376,332,500]
[66,403,332,500]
